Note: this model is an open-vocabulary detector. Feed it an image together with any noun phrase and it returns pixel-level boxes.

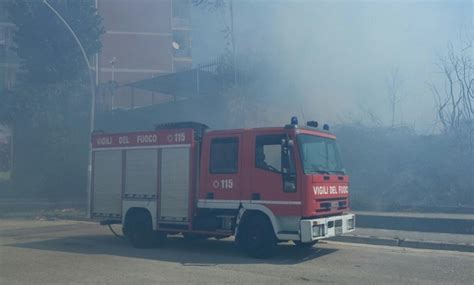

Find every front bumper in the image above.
[300,213,355,243]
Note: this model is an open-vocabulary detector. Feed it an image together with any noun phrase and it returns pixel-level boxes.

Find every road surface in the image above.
[0,219,472,284]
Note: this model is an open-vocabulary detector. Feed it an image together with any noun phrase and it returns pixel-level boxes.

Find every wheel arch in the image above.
[235,204,281,238]
[122,200,157,230]
[123,207,153,233]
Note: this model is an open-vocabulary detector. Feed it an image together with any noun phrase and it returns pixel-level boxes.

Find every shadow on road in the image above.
[7,233,338,265]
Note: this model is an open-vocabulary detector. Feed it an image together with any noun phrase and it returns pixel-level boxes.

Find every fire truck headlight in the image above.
[312,224,325,237]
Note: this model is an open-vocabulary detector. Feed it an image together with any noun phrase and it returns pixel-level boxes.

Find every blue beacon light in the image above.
[291,116,298,125]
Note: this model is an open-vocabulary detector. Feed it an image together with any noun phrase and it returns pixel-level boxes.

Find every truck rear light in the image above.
[312,224,325,237]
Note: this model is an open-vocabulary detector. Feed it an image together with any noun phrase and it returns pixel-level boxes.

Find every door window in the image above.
[210,137,239,174]
[255,135,284,173]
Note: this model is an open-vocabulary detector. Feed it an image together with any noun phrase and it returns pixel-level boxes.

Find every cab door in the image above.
[246,132,301,216]
[199,133,243,207]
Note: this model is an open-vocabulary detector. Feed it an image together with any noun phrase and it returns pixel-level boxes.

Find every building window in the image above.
[255,135,284,173]
[4,68,16,91]
[0,27,5,48]
[0,25,13,50]
[172,0,191,20]
[210,137,238,174]
[172,30,191,58]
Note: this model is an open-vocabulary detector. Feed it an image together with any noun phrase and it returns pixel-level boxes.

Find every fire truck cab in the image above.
[90,118,355,258]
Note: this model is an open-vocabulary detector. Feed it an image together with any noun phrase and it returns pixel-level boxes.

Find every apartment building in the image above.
[0,2,17,93]
[96,0,193,110]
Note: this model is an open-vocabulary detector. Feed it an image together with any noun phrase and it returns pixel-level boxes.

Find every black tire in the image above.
[126,211,164,248]
[154,231,167,247]
[237,214,277,258]
[293,240,318,248]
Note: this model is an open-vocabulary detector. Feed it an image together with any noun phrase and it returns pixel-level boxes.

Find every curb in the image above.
[329,235,474,253]
[355,214,474,235]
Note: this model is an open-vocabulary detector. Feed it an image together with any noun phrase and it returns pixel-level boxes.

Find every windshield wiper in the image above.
[329,170,346,175]
[306,167,345,175]
[307,164,331,174]
[305,168,330,174]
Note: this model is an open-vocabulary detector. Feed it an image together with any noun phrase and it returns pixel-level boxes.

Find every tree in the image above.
[193,0,236,85]
[429,40,474,209]
[3,0,104,200]
[1,0,103,125]
[6,0,103,85]
[431,44,473,135]
[385,67,404,128]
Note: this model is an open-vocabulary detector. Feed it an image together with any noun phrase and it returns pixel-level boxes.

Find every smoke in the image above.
[192,0,472,132]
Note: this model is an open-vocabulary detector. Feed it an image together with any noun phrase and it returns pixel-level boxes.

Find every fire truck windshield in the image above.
[297,134,345,175]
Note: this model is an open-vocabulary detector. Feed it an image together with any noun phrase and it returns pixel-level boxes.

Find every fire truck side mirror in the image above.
[281,146,295,172]
[284,180,296,193]
[281,139,296,191]
[281,138,294,148]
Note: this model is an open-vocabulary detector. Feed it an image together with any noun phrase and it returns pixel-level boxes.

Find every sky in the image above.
[191,0,473,133]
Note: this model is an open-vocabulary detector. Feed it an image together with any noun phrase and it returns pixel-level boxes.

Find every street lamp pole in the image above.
[43,0,96,218]
[229,0,237,86]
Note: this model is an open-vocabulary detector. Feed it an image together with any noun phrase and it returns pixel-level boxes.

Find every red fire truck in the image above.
[90,118,355,258]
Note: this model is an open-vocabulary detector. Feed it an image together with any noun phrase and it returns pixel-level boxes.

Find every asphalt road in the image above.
[0,219,473,285]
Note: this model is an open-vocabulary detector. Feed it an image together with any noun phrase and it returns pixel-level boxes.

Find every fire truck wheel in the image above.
[127,213,157,248]
[238,214,277,258]
[154,231,167,247]
[293,240,318,248]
